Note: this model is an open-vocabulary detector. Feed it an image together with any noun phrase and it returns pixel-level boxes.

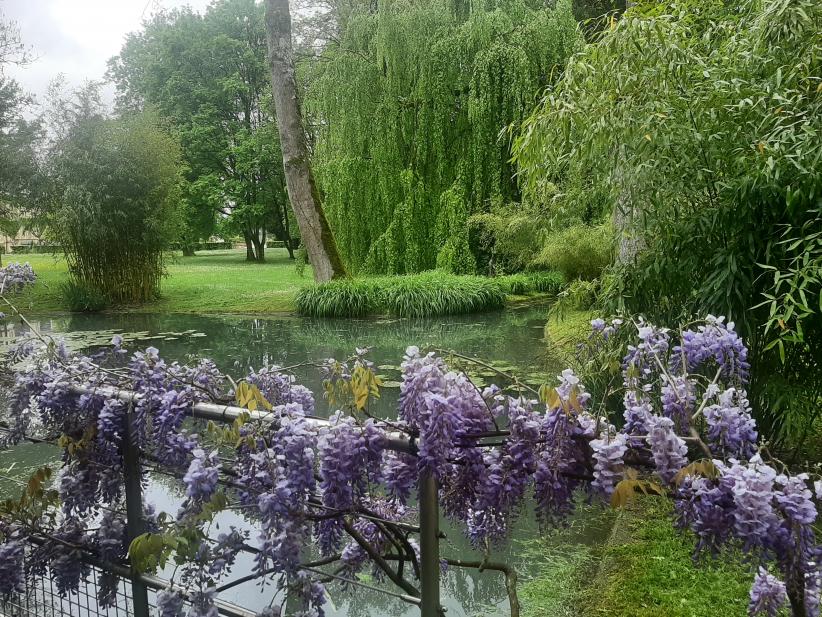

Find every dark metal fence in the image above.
[1,561,135,617]
[0,548,258,617]
[1,385,443,617]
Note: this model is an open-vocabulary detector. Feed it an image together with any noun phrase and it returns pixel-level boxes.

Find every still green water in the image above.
[0,304,602,617]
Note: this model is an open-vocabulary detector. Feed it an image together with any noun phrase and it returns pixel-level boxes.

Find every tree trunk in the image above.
[264,0,347,283]
[282,203,295,259]
[612,145,644,266]
[243,230,256,262]
[182,244,196,257]
[251,228,266,263]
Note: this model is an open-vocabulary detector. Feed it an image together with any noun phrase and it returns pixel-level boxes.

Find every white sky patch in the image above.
[2,0,214,105]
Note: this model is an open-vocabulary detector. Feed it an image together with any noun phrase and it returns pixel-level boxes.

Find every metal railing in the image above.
[13,385,444,617]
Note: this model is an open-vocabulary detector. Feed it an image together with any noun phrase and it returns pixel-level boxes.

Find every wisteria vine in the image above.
[0,310,819,617]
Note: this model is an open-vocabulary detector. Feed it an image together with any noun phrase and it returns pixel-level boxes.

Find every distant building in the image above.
[0,226,49,254]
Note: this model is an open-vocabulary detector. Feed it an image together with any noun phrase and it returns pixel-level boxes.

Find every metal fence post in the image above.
[418,470,444,617]
[123,403,151,617]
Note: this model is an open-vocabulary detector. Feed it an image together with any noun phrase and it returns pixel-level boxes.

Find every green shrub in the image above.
[498,271,565,295]
[467,201,553,274]
[45,99,183,304]
[435,236,477,275]
[380,272,505,318]
[294,279,376,318]
[60,280,110,312]
[549,278,605,318]
[530,223,612,281]
[295,272,506,318]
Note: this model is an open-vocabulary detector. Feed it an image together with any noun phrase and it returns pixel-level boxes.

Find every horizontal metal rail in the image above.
[62,384,437,615]
[69,384,416,454]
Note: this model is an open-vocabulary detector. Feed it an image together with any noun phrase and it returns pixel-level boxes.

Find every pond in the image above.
[0,304,603,617]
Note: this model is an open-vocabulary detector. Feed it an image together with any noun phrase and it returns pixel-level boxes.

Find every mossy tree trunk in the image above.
[264,0,347,282]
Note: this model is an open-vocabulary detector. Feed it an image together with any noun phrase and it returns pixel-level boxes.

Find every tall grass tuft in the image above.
[296,272,509,318]
[497,271,564,295]
[380,272,506,317]
[60,280,111,312]
[295,279,377,318]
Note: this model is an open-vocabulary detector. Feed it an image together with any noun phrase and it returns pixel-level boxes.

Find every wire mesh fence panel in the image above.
[1,559,137,617]
[0,545,258,617]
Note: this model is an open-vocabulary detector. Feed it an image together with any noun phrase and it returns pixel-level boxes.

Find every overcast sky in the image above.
[2,0,214,104]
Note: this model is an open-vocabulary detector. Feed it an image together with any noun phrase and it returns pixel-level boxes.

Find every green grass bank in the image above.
[11,249,308,315]
[520,497,753,617]
[10,250,563,316]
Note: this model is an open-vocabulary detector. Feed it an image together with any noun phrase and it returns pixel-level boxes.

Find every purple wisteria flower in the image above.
[776,473,817,526]
[590,432,627,498]
[704,388,757,459]
[183,449,219,502]
[646,415,688,484]
[748,568,787,617]
[0,538,25,596]
[673,315,750,383]
[156,590,186,617]
[661,374,695,431]
[0,262,36,293]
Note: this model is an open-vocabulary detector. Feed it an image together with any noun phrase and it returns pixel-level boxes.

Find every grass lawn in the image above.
[584,497,753,617]
[521,497,754,617]
[10,249,312,315]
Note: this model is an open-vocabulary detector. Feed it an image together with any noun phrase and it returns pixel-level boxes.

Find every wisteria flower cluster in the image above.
[0,314,819,617]
[0,261,36,294]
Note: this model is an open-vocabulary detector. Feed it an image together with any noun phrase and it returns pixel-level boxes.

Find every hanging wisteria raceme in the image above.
[0,315,820,616]
[646,416,688,485]
[703,387,758,459]
[0,536,25,596]
[671,315,750,383]
[749,568,788,617]
[660,374,695,432]
[0,261,36,294]
[590,431,628,498]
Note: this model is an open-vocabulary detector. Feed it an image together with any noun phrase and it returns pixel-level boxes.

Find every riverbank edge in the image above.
[520,497,753,617]
[11,251,561,317]
[16,288,555,318]
[526,311,754,617]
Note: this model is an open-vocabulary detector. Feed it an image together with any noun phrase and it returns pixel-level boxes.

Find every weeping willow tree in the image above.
[303,0,580,274]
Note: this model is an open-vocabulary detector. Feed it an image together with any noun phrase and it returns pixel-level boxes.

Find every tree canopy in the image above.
[303,0,581,275]
[512,0,822,442]
[108,0,296,261]
[0,13,40,245]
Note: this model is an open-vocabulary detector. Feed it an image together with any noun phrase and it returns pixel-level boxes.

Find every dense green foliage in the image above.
[295,271,513,317]
[303,0,581,275]
[0,14,39,248]
[529,223,611,281]
[108,0,297,261]
[513,0,822,445]
[467,195,611,278]
[43,93,182,304]
[59,280,111,313]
